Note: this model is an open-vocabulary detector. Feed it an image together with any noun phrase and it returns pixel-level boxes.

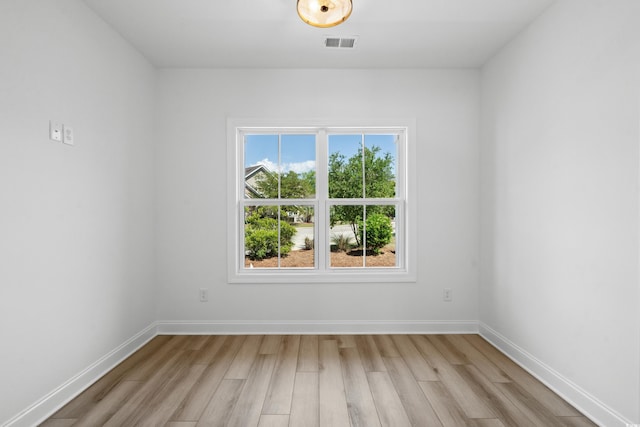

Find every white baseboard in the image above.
[3,323,158,427]
[155,320,479,335]
[479,323,637,427]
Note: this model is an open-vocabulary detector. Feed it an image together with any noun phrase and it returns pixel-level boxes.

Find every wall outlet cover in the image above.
[49,121,62,142]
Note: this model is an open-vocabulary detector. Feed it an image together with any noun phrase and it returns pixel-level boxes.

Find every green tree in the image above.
[329,145,395,247]
[255,169,315,221]
[299,170,316,222]
[255,170,309,199]
[300,170,316,198]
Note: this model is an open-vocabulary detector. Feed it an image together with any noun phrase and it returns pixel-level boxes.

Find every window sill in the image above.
[228,269,417,284]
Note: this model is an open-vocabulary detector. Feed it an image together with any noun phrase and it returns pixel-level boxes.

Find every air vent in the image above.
[325,37,341,48]
[324,36,358,48]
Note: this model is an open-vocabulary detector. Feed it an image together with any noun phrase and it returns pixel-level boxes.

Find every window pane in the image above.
[281,134,316,199]
[329,205,363,268]
[362,205,397,268]
[282,205,315,269]
[244,205,315,269]
[244,205,287,269]
[244,134,278,199]
[328,134,363,199]
[363,134,397,198]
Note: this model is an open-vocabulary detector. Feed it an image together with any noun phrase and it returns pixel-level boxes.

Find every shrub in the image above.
[331,233,353,252]
[304,236,314,250]
[245,228,278,260]
[357,213,393,255]
[245,214,295,260]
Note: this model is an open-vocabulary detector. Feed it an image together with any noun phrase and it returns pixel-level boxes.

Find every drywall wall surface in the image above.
[480,0,640,422]
[0,0,157,424]
[155,68,480,325]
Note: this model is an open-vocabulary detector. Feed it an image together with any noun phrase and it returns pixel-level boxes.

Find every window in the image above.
[227,119,416,283]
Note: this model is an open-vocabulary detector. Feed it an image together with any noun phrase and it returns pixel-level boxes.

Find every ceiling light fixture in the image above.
[297,0,352,28]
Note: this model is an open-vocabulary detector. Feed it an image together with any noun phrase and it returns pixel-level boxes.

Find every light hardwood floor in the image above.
[41,334,596,427]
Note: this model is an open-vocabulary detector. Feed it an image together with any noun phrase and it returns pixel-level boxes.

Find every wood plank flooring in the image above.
[41,334,596,427]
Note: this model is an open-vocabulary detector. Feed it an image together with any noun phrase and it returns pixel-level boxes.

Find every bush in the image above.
[304,236,314,250]
[245,228,278,260]
[357,213,393,255]
[331,233,353,252]
[245,214,295,260]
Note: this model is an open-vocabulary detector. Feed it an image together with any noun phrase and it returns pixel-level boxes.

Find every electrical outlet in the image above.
[199,288,208,302]
[443,288,452,302]
[49,121,62,142]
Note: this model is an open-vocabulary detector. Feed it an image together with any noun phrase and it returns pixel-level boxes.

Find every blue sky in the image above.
[245,133,397,174]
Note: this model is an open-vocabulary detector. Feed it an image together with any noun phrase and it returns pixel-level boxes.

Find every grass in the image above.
[293,222,314,228]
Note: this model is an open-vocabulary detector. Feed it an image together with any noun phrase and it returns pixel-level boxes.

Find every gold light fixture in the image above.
[297,0,353,28]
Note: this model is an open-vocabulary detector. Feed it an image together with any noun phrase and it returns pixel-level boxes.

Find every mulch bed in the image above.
[244,246,396,268]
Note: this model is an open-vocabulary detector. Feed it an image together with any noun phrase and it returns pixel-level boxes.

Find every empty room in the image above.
[1,0,639,426]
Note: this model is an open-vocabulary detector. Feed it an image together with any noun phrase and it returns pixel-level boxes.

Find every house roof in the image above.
[244,164,272,198]
[245,164,267,179]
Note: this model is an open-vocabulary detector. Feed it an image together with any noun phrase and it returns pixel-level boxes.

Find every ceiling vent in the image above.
[324,36,358,48]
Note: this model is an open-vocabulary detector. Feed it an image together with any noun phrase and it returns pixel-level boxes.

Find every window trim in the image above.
[227,118,417,283]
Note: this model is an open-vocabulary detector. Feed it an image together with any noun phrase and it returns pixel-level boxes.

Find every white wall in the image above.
[155,69,480,328]
[0,1,157,424]
[11,1,639,425]
[480,0,640,424]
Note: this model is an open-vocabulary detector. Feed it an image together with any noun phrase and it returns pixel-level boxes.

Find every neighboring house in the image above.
[244,164,271,198]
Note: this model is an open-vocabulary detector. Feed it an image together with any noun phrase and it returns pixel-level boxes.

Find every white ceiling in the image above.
[82,0,556,68]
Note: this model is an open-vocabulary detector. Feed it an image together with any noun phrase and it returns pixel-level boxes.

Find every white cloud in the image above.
[256,158,278,172]
[256,159,315,174]
[286,160,315,174]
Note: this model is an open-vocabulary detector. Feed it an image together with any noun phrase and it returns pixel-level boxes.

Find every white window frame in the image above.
[227,118,417,283]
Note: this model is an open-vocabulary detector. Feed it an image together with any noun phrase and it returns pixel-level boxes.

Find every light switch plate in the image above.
[63,125,74,146]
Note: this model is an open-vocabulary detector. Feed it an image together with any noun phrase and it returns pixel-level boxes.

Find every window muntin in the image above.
[230,122,413,283]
